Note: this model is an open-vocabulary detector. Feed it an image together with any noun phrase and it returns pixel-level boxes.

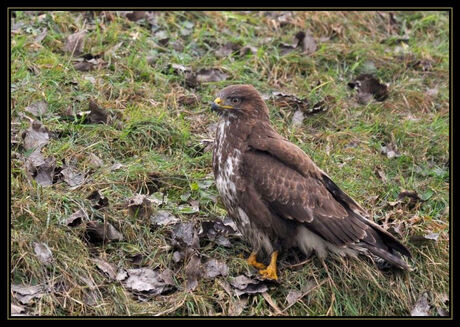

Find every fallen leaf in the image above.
[375,167,388,183]
[85,221,123,244]
[109,162,124,171]
[25,151,57,187]
[82,289,100,307]
[177,202,200,214]
[127,254,143,266]
[215,42,240,58]
[198,218,240,248]
[229,275,269,296]
[25,101,48,117]
[240,45,258,56]
[86,100,109,124]
[411,292,431,316]
[60,166,85,187]
[126,11,147,21]
[150,191,168,206]
[172,250,185,263]
[22,120,50,151]
[228,296,248,316]
[122,267,175,298]
[171,222,200,249]
[11,303,26,316]
[398,190,423,203]
[291,110,304,127]
[278,42,297,56]
[180,21,194,37]
[348,74,389,104]
[150,210,179,226]
[87,190,109,209]
[116,268,129,281]
[127,194,152,219]
[178,94,200,106]
[380,143,401,159]
[410,59,433,71]
[65,209,88,227]
[410,232,440,245]
[73,61,95,72]
[195,68,228,83]
[203,259,229,278]
[286,289,302,306]
[92,257,117,280]
[11,284,46,305]
[33,242,53,265]
[154,30,170,46]
[64,30,86,56]
[88,153,104,168]
[185,254,202,291]
[295,30,317,55]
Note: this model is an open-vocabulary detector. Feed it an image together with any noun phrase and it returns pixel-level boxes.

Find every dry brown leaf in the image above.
[185,254,202,291]
[87,190,109,209]
[85,221,123,244]
[25,151,56,187]
[65,209,88,227]
[348,74,389,104]
[33,242,53,265]
[25,101,48,117]
[127,194,152,219]
[203,259,229,278]
[150,210,179,226]
[60,166,85,188]
[64,30,86,56]
[11,284,46,305]
[411,292,431,316]
[22,120,50,151]
[92,257,117,280]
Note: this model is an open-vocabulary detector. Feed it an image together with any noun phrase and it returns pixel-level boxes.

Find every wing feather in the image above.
[245,128,411,262]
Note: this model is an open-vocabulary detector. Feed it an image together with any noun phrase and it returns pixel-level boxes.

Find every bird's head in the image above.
[211,84,269,120]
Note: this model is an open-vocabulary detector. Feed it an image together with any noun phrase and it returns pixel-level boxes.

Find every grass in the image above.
[10,10,449,317]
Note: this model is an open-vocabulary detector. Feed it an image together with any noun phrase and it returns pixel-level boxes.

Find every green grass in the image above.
[10,10,449,316]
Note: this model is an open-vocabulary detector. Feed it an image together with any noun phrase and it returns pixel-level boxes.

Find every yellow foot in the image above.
[258,251,279,280]
[246,252,266,269]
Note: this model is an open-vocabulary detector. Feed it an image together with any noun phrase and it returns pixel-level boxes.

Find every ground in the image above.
[10,10,449,316]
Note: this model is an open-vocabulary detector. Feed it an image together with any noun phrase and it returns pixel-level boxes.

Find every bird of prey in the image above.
[210,84,411,280]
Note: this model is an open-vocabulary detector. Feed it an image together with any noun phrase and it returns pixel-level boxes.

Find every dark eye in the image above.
[231,97,241,105]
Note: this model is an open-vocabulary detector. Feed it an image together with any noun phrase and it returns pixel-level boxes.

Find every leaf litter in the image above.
[33,242,53,265]
[84,220,123,244]
[64,209,88,227]
[411,292,431,316]
[11,284,47,305]
[22,120,50,152]
[87,190,109,209]
[348,74,389,105]
[117,267,176,300]
[25,101,48,117]
[128,194,153,219]
[64,30,87,56]
[229,274,277,297]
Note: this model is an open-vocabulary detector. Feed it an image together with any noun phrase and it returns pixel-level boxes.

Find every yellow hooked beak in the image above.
[212,97,234,110]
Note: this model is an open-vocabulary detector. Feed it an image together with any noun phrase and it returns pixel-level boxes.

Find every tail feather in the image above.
[361,243,410,270]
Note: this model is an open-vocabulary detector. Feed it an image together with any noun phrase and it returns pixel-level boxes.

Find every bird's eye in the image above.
[230,97,241,105]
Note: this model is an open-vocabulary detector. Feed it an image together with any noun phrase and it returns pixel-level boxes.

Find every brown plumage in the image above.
[211,84,411,279]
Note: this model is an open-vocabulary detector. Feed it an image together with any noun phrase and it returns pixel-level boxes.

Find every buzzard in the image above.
[211,84,411,280]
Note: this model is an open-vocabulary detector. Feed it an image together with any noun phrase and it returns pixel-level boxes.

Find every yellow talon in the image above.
[246,252,266,269]
[258,251,278,280]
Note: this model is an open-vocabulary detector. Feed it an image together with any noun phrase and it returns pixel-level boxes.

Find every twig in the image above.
[154,297,186,316]
[262,292,284,316]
